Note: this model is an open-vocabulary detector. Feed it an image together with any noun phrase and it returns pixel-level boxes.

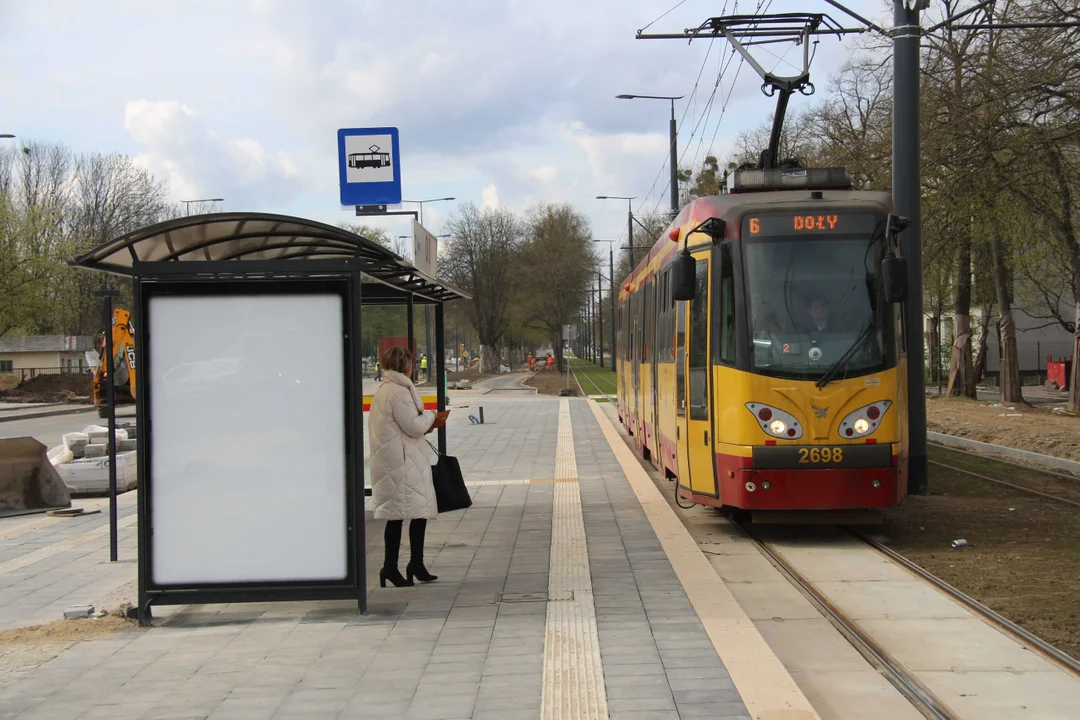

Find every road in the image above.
[0,406,136,449]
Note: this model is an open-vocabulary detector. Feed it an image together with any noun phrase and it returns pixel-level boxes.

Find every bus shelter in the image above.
[73,213,467,623]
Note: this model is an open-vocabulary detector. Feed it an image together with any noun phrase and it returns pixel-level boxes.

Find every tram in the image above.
[347,151,391,169]
[616,167,911,517]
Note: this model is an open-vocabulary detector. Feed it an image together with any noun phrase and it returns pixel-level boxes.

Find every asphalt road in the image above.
[0,406,136,450]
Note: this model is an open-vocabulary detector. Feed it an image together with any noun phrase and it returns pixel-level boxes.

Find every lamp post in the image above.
[181,198,224,216]
[0,134,14,139]
[594,240,617,372]
[616,94,683,217]
[403,197,455,226]
[597,195,636,276]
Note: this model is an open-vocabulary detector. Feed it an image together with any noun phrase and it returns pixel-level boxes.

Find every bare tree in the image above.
[441,204,523,373]
[517,204,596,373]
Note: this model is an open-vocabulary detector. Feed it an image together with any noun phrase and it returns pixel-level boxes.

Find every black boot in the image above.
[406,519,438,583]
[380,520,413,588]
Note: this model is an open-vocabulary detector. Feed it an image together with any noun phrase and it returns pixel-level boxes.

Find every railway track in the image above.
[927,442,1080,508]
[734,519,957,720]
[738,518,1080,720]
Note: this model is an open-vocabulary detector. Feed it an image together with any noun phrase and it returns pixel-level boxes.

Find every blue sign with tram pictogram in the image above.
[337,127,402,206]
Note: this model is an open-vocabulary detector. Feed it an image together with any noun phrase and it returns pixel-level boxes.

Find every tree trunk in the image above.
[1070,301,1080,413]
[990,231,1024,404]
[947,240,976,397]
[925,315,939,388]
[479,344,498,374]
[972,304,992,383]
[550,330,565,374]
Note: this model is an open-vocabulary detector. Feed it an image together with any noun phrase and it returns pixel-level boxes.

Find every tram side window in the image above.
[688,259,709,421]
[718,244,736,365]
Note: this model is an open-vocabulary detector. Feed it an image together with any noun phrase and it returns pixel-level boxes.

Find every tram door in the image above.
[631,294,641,438]
[649,277,660,461]
[681,251,717,497]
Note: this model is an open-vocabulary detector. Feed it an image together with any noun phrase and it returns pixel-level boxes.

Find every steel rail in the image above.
[927,457,1080,509]
[928,440,1080,483]
[850,527,1080,677]
[734,520,956,720]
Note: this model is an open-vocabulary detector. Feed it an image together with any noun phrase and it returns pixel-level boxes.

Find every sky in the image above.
[0,0,890,260]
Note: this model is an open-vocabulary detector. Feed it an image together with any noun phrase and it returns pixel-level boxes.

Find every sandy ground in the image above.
[523,370,577,396]
[0,615,140,688]
[926,395,1080,461]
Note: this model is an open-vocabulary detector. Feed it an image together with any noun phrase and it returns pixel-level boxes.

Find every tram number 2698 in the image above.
[798,447,843,464]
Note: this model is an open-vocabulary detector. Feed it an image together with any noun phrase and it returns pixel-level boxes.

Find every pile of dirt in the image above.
[0,615,136,646]
[926,396,1080,461]
[524,370,575,396]
[0,373,93,404]
[883,455,1080,659]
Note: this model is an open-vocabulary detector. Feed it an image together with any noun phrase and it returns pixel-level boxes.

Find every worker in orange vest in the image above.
[546,353,554,371]
[528,353,536,372]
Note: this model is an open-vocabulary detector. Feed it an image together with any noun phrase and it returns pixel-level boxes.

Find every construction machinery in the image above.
[92,307,136,418]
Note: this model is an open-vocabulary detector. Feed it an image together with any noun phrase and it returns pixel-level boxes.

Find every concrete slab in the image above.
[767,541,912,583]
[753,619,872,672]
[789,670,925,720]
[858,617,1054,673]
[816,579,972,621]
[918,669,1080,720]
[725,581,821,621]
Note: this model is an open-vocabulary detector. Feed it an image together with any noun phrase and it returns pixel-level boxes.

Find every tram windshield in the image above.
[743,213,890,380]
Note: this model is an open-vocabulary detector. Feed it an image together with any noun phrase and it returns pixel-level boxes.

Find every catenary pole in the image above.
[894,0,928,495]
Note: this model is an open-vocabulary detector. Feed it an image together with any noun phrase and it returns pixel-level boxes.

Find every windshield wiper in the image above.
[815,322,877,389]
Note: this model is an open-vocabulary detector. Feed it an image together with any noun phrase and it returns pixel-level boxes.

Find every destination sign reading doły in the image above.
[744,213,877,236]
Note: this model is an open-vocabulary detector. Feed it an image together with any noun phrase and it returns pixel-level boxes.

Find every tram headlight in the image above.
[746,403,803,440]
[839,401,892,439]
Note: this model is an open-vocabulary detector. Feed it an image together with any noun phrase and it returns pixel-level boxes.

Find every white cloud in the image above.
[532,165,558,184]
[481,185,500,210]
[123,99,309,209]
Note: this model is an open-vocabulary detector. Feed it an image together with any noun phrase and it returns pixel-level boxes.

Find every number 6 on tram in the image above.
[615,167,911,520]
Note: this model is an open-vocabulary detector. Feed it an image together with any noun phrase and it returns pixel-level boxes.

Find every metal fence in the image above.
[9,366,91,384]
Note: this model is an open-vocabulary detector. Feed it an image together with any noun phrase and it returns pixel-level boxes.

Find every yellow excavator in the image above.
[92,308,136,418]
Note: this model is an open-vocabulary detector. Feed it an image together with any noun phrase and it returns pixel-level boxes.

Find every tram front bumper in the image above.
[723,464,903,510]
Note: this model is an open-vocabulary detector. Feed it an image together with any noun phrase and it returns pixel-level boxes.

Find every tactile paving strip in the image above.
[540,399,608,719]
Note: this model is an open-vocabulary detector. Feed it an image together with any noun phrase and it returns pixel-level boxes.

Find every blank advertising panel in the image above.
[148,293,348,585]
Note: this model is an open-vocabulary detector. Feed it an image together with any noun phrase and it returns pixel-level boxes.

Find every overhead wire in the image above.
[642,0,775,219]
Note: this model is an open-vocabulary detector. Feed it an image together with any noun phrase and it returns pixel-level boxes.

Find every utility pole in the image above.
[597,272,603,366]
[608,244,615,372]
[894,0,929,495]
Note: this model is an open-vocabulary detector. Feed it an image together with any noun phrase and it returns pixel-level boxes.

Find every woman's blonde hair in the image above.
[381,345,413,374]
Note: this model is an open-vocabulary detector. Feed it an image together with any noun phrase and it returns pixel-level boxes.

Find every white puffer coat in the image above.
[368,370,437,521]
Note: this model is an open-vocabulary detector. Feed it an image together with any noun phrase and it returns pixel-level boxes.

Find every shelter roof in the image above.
[71,212,468,303]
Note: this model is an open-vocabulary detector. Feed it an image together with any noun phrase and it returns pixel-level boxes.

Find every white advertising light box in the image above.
[148,293,348,585]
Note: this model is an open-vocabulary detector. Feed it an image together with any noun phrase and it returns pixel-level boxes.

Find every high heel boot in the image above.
[380,520,414,588]
[406,519,438,583]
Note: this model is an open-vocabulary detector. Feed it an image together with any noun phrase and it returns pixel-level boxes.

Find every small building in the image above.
[0,336,96,379]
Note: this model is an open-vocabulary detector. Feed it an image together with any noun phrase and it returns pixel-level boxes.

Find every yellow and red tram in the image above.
[616,168,910,516]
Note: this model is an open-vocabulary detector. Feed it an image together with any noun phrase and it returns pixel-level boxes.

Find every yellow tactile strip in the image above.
[587,399,821,720]
[540,399,609,720]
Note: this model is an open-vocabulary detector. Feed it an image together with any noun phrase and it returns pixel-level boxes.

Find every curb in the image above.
[0,407,95,424]
[927,431,1080,475]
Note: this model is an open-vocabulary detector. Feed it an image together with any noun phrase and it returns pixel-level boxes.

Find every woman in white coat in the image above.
[368,346,447,587]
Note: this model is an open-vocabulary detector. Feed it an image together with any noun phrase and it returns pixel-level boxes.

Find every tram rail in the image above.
[926,442,1080,509]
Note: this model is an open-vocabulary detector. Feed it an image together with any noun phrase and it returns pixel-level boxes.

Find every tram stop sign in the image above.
[337,127,402,207]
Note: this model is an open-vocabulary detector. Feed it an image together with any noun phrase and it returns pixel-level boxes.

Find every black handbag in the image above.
[428,441,472,513]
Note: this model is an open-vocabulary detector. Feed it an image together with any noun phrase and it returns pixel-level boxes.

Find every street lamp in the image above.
[597,195,637,271]
[594,240,617,372]
[0,134,14,139]
[616,94,684,217]
[403,197,455,225]
[181,198,224,216]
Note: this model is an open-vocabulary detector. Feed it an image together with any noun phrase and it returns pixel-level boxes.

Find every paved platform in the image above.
[0,396,814,719]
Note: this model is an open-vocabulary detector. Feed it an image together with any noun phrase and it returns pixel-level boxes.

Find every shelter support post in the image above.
[102,293,118,563]
[133,280,150,625]
[894,0,928,495]
[436,303,447,456]
[350,270,367,613]
[407,294,415,381]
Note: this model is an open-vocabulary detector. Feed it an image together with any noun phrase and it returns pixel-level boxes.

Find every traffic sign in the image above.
[337,127,402,207]
[412,220,437,277]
